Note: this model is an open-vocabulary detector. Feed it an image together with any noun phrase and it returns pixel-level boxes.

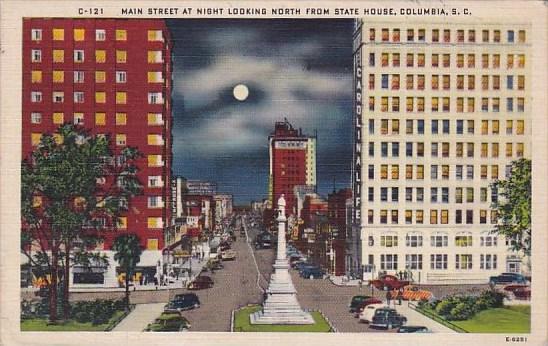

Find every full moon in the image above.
[233,84,249,101]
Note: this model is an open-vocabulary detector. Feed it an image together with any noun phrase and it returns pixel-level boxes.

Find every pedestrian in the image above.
[398,288,403,305]
[358,279,363,290]
[139,274,143,286]
[386,291,391,307]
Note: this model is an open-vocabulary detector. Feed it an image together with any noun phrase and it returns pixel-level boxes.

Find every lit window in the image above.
[52,112,64,124]
[95,71,106,83]
[115,29,127,41]
[147,30,163,41]
[95,112,106,125]
[148,51,163,63]
[73,29,85,41]
[116,50,127,63]
[31,133,42,146]
[147,216,163,229]
[53,49,64,63]
[116,113,127,125]
[53,28,64,40]
[31,70,42,83]
[116,134,126,146]
[455,254,473,270]
[147,71,163,83]
[148,113,163,125]
[95,92,106,103]
[52,70,64,83]
[95,50,106,63]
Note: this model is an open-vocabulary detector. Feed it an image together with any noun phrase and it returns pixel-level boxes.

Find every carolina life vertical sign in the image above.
[352,21,363,226]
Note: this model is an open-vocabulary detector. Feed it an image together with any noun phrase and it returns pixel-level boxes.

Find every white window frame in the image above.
[73,50,85,63]
[74,71,85,83]
[73,91,84,103]
[31,91,42,103]
[95,29,106,41]
[148,92,164,105]
[116,71,127,83]
[31,49,42,62]
[380,254,398,270]
[31,112,42,124]
[52,91,64,103]
[405,233,423,247]
[31,29,42,41]
[430,233,448,247]
[455,254,473,270]
[430,254,448,270]
[405,254,423,270]
[73,113,84,125]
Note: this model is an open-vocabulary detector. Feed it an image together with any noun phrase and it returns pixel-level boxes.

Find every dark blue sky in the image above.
[167,19,353,205]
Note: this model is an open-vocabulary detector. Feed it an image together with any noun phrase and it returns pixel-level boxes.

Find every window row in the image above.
[369,233,498,248]
[375,52,526,69]
[30,28,164,42]
[369,96,526,113]
[29,112,164,126]
[377,253,500,271]
[29,69,164,84]
[29,49,164,64]
[30,91,164,104]
[368,186,498,204]
[368,162,519,181]
[371,73,525,91]
[368,27,525,44]
[371,119,525,136]
[366,209,498,225]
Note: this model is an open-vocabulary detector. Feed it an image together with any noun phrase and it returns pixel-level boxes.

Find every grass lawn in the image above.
[233,305,332,332]
[21,310,126,332]
[452,306,530,333]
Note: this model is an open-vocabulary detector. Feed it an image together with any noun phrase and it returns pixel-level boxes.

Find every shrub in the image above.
[479,290,505,308]
[435,299,456,317]
[448,301,475,321]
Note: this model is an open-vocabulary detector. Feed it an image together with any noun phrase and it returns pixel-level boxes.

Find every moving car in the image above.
[397,326,430,333]
[489,273,528,285]
[358,303,386,323]
[370,308,407,329]
[188,275,214,290]
[255,232,272,249]
[300,266,325,279]
[348,295,372,313]
[164,293,200,312]
[221,249,237,261]
[145,312,191,332]
[369,274,410,291]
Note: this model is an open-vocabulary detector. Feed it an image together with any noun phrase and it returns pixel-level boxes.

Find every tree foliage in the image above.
[21,124,143,321]
[112,234,143,310]
[490,158,531,256]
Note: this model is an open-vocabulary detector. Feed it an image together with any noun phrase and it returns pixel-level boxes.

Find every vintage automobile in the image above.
[358,303,386,323]
[354,298,383,318]
[369,274,410,291]
[388,285,433,301]
[489,273,528,286]
[187,275,214,290]
[348,295,372,313]
[221,249,237,261]
[397,325,430,333]
[299,266,325,279]
[503,284,531,300]
[164,293,201,312]
[370,308,407,329]
[145,312,191,332]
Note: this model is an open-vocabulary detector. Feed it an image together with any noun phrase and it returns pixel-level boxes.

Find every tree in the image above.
[490,158,531,256]
[21,124,143,321]
[112,234,143,311]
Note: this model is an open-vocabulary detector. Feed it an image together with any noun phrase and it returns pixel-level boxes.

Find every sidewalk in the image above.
[112,303,165,331]
[330,276,361,286]
[389,301,456,333]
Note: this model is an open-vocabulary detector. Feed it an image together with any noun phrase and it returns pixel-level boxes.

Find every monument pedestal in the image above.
[250,196,314,325]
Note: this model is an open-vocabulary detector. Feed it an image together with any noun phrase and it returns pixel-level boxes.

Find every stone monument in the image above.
[250,195,314,324]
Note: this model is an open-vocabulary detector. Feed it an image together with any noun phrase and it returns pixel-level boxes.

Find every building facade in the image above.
[268,119,316,215]
[22,18,173,287]
[353,19,531,284]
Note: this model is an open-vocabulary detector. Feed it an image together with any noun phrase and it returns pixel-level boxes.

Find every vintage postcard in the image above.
[1,1,547,345]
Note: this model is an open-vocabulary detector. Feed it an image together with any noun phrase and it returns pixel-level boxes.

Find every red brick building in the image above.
[22,18,173,286]
[328,188,352,276]
[268,120,316,215]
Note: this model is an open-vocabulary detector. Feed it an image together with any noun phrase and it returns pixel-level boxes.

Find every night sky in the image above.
[167,19,353,205]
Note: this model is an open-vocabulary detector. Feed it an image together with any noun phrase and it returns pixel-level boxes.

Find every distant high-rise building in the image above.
[268,119,316,215]
[186,179,217,195]
[22,18,173,287]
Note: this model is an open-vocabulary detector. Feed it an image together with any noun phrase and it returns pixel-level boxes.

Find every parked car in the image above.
[489,273,527,285]
[300,266,325,279]
[295,262,315,272]
[188,275,214,290]
[397,325,430,333]
[221,249,237,261]
[207,259,224,271]
[348,295,372,313]
[503,284,531,300]
[255,232,272,249]
[358,303,386,323]
[370,308,407,329]
[354,298,383,318]
[145,312,191,332]
[164,294,200,312]
[369,275,410,291]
